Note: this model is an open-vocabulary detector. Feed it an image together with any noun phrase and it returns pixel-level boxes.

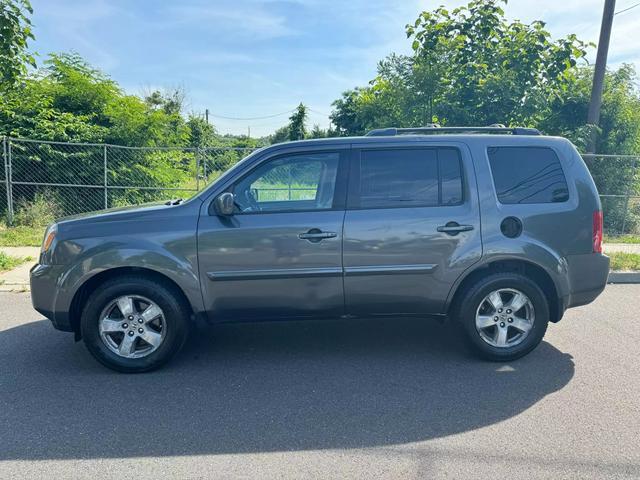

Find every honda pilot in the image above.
[30,126,610,372]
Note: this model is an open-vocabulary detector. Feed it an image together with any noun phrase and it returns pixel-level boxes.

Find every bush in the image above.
[0,252,32,272]
[14,190,62,227]
[609,252,640,271]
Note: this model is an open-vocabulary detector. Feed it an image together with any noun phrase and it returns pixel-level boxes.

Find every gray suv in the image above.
[30,126,610,372]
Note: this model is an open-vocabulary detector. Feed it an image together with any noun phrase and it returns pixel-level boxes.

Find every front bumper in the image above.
[30,263,73,332]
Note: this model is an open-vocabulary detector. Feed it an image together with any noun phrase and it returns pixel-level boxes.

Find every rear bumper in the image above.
[565,253,610,309]
[30,263,73,332]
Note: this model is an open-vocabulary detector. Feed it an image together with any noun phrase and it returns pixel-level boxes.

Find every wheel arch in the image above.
[68,267,195,338]
[446,257,565,323]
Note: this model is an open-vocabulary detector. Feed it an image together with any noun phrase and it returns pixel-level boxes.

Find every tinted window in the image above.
[488,147,569,204]
[439,148,463,205]
[233,152,339,213]
[357,148,463,208]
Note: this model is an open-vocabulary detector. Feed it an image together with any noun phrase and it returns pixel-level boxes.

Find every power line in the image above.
[207,109,295,121]
[308,108,330,117]
[615,1,640,14]
[205,106,332,122]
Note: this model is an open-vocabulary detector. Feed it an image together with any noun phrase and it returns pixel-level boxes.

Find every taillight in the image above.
[593,211,603,253]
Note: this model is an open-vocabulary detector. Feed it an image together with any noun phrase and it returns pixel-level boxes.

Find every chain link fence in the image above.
[582,154,640,236]
[1,137,640,236]
[0,137,257,224]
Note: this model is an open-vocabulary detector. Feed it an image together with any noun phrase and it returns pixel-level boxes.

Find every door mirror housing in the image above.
[214,192,235,216]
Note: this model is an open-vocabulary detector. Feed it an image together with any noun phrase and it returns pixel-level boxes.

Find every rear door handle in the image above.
[437,222,474,236]
[298,229,337,242]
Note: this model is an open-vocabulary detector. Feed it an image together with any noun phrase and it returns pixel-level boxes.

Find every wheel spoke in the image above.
[100,319,123,334]
[100,295,166,359]
[139,329,162,348]
[117,297,135,317]
[476,315,496,329]
[141,304,162,323]
[507,293,527,313]
[487,291,503,311]
[118,334,137,356]
[495,326,509,347]
[511,316,532,333]
[477,288,535,349]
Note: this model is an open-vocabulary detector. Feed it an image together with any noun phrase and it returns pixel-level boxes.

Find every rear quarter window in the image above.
[487,146,569,204]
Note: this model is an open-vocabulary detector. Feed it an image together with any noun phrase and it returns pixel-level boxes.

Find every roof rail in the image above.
[365,125,541,137]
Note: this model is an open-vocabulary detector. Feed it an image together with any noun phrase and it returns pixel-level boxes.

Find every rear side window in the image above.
[356,148,463,208]
[488,147,569,204]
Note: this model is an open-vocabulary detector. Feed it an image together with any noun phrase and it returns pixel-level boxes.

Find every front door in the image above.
[342,144,482,315]
[197,148,348,321]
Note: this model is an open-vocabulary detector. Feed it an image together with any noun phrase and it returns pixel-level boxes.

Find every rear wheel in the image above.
[456,272,549,361]
[81,276,189,372]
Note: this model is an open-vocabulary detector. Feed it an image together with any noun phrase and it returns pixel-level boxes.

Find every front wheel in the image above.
[456,272,549,361]
[81,276,190,372]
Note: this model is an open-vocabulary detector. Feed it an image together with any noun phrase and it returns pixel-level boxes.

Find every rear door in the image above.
[342,142,482,315]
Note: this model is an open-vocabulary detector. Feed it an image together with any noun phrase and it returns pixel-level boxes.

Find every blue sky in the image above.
[30,0,640,136]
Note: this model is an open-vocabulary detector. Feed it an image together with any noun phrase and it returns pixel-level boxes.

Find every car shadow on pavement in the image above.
[0,316,574,460]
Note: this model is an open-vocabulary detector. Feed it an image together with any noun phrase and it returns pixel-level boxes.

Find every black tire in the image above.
[455,272,549,361]
[81,276,190,373]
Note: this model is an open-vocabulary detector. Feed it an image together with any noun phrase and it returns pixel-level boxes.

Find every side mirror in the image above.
[214,192,235,216]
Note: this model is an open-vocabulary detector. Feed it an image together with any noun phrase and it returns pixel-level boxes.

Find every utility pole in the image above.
[587,0,616,153]
[205,108,209,124]
[247,126,251,138]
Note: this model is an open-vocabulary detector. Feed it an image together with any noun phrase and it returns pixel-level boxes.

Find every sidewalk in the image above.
[603,243,640,254]
[0,247,39,292]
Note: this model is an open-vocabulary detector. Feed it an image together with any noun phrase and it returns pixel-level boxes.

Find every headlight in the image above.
[42,223,57,255]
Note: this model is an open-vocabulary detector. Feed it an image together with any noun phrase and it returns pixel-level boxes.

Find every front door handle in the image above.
[437,222,474,236]
[298,228,337,242]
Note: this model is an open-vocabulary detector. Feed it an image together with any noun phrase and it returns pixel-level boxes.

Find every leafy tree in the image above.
[145,88,185,116]
[269,125,290,144]
[0,0,35,88]
[540,64,640,232]
[330,87,372,136]
[331,0,590,134]
[308,124,327,139]
[0,52,199,214]
[541,64,640,155]
[45,53,118,124]
[288,103,307,140]
[187,115,217,148]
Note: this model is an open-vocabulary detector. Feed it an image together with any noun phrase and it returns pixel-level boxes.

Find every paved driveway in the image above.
[0,287,638,479]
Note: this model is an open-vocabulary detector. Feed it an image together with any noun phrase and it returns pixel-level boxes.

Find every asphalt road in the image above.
[0,287,638,479]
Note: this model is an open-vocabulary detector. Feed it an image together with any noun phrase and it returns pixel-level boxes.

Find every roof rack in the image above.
[365,125,541,137]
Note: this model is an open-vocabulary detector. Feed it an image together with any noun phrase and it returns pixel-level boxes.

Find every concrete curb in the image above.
[608,272,640,284]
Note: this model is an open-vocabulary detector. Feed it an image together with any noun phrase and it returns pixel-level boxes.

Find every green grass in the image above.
[0,225,44,247]
[608,252,640,271]
[0,252,33,273]
[604,234,640,244]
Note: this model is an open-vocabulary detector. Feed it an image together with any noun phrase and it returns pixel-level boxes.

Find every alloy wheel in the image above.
[475,288,535,348]
[98,295,166,359]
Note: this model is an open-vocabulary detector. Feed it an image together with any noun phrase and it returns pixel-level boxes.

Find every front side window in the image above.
[356,148,463,208]
[488,147,569,204]
[233,152,339,213]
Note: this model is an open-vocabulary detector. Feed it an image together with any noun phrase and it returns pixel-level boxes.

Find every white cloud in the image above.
[163,2,297,39]
[31,0,121,70]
